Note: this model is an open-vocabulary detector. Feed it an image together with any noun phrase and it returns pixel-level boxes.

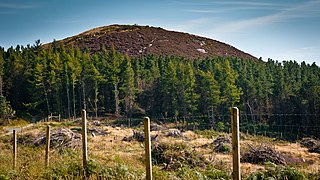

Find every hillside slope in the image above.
[58,24,257,60]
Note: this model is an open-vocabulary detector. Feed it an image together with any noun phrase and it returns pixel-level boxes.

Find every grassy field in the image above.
[0,119,319,179]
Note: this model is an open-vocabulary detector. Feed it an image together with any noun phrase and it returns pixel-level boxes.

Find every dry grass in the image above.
[0,120,319,179]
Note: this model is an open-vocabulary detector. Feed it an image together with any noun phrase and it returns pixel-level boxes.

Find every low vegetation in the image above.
[0,119,319,179]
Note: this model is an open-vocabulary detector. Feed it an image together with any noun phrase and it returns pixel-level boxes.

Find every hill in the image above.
[58,24,258,61]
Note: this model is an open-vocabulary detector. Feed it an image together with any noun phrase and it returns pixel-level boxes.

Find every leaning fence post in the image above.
[144,117,152,180]
[231,107,241,180]
[82,109,88,169]
[13,130,17,170]
[45,125,50,167]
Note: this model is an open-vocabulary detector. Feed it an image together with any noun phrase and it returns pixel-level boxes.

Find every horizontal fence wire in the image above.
[113,113,320,140]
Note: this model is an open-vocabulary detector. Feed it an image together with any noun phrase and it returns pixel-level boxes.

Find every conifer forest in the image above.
[0,41,319,138]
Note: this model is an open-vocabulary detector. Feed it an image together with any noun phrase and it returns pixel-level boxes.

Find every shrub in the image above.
[247,163,307,180]
[215,122,225,132]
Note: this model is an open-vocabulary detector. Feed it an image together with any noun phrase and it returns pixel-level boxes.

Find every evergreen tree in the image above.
[176,60,198,117]
[0,49,4,97]
[160,57,178,117]
[120,54,136,118]
[69,46,82,117]
[197,70,220,117]
[106,45,123,115]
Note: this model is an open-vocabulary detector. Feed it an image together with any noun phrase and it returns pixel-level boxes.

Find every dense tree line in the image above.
[0,41,319,136]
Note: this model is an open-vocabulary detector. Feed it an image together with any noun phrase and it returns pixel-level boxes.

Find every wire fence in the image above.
[115,113,320,140]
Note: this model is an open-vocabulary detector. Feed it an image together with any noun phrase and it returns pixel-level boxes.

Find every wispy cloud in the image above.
[185,6,281,14]
[0,2,41,9]
[208,0,320,35]
[183,1,287,13]
[214,1,284,7]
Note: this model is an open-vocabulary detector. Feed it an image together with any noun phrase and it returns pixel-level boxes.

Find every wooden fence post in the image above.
[231,107,241,180]
[45,125,50,167]
[144,117,152,180]
[82,109,88,169]
[13,130,17,170]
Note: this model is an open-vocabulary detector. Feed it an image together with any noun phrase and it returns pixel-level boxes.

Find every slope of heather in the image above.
[59,24,257,61]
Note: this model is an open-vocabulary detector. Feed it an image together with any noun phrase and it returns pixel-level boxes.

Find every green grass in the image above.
[194,129,222,139]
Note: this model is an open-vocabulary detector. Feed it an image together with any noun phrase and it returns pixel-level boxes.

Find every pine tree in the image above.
[106,45,123,115]
[69,46,82,117]
[197,70,220,123]
[120,54,136,118]
[160,57,178,117]
[0,49,4,97]
[176,61,198,117]
[219,59,242,109]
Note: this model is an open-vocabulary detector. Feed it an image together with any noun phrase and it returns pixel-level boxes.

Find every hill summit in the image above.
[59,24,257,60]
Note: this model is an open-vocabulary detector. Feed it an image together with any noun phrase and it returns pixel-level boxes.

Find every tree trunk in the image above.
[211,105,214,130]
[72,80,76,118]
[66,73,71,118]
[94,81,98,118]
[114,82,119,115]
[0,75,3,97]
[43,82,50,115]
[82,79,86,110]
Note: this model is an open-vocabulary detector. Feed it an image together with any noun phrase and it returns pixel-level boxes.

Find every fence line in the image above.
[7,109,319,178]
[114,113,320,139]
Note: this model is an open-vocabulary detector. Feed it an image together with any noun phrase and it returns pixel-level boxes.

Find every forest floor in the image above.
[0,118,319,179]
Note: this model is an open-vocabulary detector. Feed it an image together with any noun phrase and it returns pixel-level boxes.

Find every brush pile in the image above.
[241,144,287,165]
[150,123,167,131]
[301,138,320,153]
[88,127,111,137]
[34,128,81,149]
[152,141,208,170]
[213,136,232,153]
[166,129,183,138]
[122,130,159,142]
[122,130,145,142]
[200,136,232,153]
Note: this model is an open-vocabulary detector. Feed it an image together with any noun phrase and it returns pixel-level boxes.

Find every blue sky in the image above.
[0,0,320,65]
